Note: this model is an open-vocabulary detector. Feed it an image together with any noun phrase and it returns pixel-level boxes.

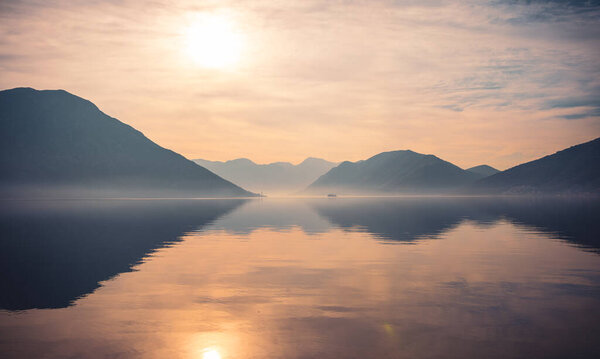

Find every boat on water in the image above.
[327,194,337,198]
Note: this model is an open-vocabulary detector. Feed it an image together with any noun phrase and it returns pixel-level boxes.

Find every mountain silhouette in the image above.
[194,156,337,194]
[0,87,254,198]
[306,150,480,194]
[0,199,246,310]
[472,137,600,194]
[466,164,500,178]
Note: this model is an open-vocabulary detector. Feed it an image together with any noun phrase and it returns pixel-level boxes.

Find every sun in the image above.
[202,349,221,359]
[183,13,244,69]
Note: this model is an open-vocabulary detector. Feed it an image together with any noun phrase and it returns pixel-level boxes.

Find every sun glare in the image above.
[202,349,222,359]
[183,14,244,69]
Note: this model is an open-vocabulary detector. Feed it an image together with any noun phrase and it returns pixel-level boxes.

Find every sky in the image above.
[1,0,599,170]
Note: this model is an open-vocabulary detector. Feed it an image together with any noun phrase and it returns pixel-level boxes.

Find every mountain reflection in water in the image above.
[0,197,599,359]
[0,199,246,310]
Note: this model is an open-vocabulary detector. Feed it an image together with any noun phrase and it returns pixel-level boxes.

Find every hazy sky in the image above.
[1,0,599,169]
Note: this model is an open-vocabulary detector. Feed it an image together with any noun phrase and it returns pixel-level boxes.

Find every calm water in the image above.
[1,197,599,359]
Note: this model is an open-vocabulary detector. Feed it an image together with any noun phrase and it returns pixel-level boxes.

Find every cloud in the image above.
[559,111,600,120]
[543,85,600,119]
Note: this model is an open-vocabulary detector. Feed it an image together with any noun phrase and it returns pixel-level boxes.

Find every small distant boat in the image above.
[327,194,337,198]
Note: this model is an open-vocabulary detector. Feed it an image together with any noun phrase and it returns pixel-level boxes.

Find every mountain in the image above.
[306,150,480,194]
[466,164,500,178]
[473,137,600,194]
[193,156,338,194]
[0,87,254,198]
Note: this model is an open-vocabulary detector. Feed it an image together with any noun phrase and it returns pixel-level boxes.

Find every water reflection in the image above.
[311,197,600,251]
[0,199,246,310]
[0,197,599,358]
[206,199,331,235]
[484,198,600,252]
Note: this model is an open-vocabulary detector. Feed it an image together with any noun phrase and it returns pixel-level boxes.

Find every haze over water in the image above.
[1,197,599,358]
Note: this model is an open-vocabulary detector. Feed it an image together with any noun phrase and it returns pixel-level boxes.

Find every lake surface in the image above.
[1,197,599,358]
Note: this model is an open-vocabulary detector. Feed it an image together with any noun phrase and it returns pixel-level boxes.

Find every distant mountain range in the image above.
[467,165,500,177]
[473,137,600,194]
[0,88,254,198]
[306,150,484,194]
[2,87,597,197]
[194,157,337,194]
[306,138,599,195]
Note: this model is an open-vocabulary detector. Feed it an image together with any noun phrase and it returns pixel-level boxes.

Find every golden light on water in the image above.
[182,13,245,69]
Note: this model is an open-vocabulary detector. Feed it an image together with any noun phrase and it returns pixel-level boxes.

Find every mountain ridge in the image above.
[193,156,338,194]
[306,150,480,194]
[0,87,255,198]
[306,139,600,195]
[466,165,500,178]
[472,137,600,194]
